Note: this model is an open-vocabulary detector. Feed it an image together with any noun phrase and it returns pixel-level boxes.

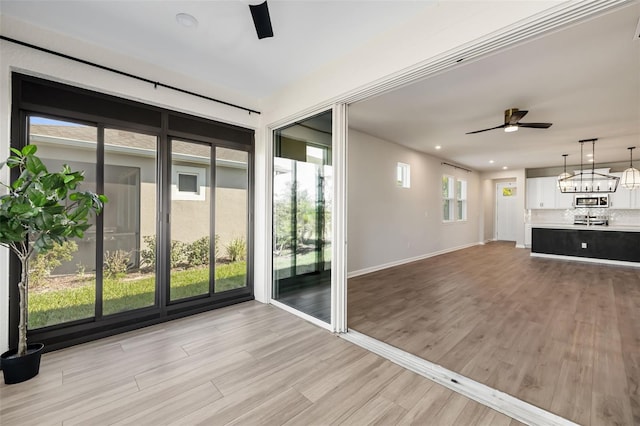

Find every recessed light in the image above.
[502,166,508,170]
[588,159,594,162]
[489,160,495,164]
[176,13,198,28]
[587,153,593,157]
[435,145,441,150]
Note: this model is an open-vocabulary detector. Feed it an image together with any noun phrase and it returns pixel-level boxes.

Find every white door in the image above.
[496,181,517,241]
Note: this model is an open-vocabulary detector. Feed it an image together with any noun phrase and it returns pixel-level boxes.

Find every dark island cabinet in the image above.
[532,228,640,263]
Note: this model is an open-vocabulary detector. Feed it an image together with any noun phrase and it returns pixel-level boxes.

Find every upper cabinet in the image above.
[526,176,562,209]
[609,172,640,209]
[527,174,640,210]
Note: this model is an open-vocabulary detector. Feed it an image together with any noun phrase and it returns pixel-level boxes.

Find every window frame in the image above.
[172,164,207,201]
[442,174,467,222]
[397,162,411,188]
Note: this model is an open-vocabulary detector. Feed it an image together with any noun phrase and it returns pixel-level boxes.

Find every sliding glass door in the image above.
[273,111,332,323]
[12,73,254,350]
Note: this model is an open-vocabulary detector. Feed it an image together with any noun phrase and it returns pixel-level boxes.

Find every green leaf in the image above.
[22,145,37,156]
[10,147,22,157]
[25,155,46,175]
[9,203,34,215]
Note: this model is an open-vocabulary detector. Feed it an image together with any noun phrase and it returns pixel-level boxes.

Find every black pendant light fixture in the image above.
[558,138,619,193]
[557,154,571,191]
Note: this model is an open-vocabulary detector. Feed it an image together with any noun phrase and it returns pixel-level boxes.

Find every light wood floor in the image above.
[348,241,640,426]
[0,301,522,425]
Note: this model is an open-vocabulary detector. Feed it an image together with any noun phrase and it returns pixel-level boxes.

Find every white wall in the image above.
[479,169,527,247]
[347,130,481,275]
[0,17,261,353]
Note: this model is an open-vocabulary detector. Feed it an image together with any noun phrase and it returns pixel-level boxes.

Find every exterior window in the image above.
[172,165,206,200]
[397,162,410,188]
[443,176,467,222]
[178,173,198,193]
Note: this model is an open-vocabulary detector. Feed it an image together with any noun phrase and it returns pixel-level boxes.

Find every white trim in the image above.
[341,330,579,426]
[530,252,640,268]
[515,244,526,249]
[270,299,333,332]
[332,103,348,333]
[347,242,482,279]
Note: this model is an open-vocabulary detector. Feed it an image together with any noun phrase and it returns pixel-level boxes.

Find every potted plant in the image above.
[0,145,106,384]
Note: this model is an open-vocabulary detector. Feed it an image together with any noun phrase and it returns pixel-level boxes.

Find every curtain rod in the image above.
[441,162,472,173]
[0,35,261,115]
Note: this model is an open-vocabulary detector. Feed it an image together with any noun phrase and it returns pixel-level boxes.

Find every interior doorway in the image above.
[495,181,517,242]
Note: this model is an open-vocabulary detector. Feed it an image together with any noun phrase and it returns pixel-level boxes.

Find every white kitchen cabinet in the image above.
[526,177,559,209]
[555,189,574,209]
[609,172,634,209]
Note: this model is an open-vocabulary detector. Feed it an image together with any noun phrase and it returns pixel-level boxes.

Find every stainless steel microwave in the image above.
[574,194,609,208]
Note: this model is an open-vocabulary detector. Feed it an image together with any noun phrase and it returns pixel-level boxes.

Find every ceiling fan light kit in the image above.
[621,146,640,190]
[466,108,552,134]
[558,139,620,194]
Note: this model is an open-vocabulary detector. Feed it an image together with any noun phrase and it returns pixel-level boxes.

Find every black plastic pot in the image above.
[1,343,45,384]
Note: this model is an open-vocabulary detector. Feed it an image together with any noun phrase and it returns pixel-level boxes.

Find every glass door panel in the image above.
[169,140,212,301]
[27,116,97,329]
[215,147,248,292]
[273,111,332,323]
[102,128,158,315]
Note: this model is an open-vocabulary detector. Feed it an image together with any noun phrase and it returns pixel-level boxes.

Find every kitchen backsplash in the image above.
[529,208,640,226]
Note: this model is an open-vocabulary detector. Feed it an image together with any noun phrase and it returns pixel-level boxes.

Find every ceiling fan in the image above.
[248,1,274,39]
[466,108,552,134]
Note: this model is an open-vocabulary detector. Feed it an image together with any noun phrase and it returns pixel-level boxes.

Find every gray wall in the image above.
[347,129,481,275]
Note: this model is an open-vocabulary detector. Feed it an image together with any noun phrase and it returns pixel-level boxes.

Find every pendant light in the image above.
[557,154,572,191]
[621,146,640,190]
[558,139,619,193]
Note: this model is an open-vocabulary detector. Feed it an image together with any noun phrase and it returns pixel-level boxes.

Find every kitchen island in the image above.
[531,224,640,265]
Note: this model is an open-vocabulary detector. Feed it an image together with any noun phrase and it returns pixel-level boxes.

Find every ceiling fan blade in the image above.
[249,1,274,39]
[466,124,507,134]
[506,109,528,124]
[518,122,553,129]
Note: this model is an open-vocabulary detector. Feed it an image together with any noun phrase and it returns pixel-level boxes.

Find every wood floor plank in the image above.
[1,301,525,425]
[349,241,640,426]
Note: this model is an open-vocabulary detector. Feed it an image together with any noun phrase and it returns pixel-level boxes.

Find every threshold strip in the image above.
[341,330,578,426]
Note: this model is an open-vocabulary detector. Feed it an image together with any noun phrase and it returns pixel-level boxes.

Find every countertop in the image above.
[530,223,640,232]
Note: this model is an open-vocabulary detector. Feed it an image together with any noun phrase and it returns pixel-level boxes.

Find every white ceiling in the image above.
[0,0,432,100]
[349,3,640,172]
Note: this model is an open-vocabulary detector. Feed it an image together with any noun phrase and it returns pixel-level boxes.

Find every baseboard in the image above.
[347,241,482,279]
[515,244,525,249]
[341,330,579,426]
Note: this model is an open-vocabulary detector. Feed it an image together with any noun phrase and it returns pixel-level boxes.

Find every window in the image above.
[443,175,467,221]
[397,162,410,188]
[456,179,468,221]
[172,164,206,200]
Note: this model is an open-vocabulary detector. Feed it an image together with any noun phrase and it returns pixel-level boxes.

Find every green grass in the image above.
[28,262,247,329]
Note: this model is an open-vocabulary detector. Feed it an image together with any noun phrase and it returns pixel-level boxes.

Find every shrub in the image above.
[29,241,79,287]
[185,236,209,266]
[226,237,246,262]
[104,250,130,278]
[140,235,156,270]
